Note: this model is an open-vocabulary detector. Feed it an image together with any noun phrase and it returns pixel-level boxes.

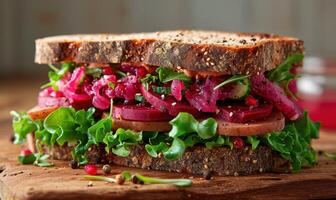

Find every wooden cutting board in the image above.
[0,131,336,200]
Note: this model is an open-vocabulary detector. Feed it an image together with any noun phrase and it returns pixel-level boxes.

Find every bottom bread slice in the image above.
[43,143,291,176]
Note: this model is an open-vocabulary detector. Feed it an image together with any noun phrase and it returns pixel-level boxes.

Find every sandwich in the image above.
[11,30,320,176]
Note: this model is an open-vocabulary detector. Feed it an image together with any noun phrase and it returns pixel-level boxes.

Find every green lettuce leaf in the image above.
[265,111,319,171]
[10,111,38,144]
[43,107,79,145]
[163,137,186,160]
[169,112,198,138]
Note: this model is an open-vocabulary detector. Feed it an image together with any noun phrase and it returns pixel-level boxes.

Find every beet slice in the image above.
[250,74,302,120]
[140,85,201,116]
[140,85,171,112]
[38,96,69,107]
[185,78,221,112]
[113,104,173,122]
[218,102,273,123]
[171,80,185,101]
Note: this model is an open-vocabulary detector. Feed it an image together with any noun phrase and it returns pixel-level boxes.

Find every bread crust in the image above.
[44,143,290,176]
[35,30,304,75]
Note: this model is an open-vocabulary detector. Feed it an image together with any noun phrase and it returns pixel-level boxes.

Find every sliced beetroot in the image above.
[102,66,114,75]
[169,101,202,117]
[171,80,185,101]
[140,85,200,116]
[250,74,302,120]
[65,66,86,91]
[185,78,221,112]
[114,83,139,101]
[63,66,92,109]
[113,104,173,122]
[38,96,69,107]
[92,75,116,110]
[218,102,273,123]
[39,87,64,98]
[119,75,138,84]
[113,75,140,101]
[120,63,147,78]
[140,85,171,112]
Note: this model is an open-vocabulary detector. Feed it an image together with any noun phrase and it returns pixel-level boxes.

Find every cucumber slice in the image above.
[229,78,250,99]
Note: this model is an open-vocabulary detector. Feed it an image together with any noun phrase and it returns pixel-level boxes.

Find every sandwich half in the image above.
[11,30,320,176]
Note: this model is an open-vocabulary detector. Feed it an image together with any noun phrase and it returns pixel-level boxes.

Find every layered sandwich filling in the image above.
[12,54,319,171]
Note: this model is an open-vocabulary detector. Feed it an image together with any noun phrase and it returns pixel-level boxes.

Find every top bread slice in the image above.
[35,30,304,75]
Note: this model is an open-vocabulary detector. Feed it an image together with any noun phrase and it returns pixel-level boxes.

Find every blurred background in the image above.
[0,0,335,130]
[1,0,336,75]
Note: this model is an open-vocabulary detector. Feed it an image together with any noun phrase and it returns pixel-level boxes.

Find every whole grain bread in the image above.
[35,30,304,75]
[45,143,290,176]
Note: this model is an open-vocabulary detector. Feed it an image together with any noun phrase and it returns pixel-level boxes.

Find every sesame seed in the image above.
[206,57,210,61]
[229,112,233,117]
[239,39,247,44]
[135,93,141,96]
[234,172,239,176]
[161,94,165,100]
[171,102,177,106]
[252,160,258,164]
[204,51,208,55]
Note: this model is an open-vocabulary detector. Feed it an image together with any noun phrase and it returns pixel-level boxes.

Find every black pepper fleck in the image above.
[10,135,15,143]
[131,175,140,184]
[239,39,247,44]
[203,170,212,180]
[69,160,78,169]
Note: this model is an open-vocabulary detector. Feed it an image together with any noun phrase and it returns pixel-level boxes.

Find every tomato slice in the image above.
[113,104,173,122]
[218,102,273,123]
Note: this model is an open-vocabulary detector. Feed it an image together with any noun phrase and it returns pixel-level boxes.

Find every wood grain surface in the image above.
[0,78,336,200]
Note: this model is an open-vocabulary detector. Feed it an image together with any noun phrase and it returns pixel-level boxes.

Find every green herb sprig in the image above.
[140,74,158,90]
[41,62,75,90]
[18,153,54,167]
[122,171,192,187]
[322,151,336,160]
[156,67,191,84]
[266,54,304,98]
[84,171,192,187]
[213,75,250,90]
